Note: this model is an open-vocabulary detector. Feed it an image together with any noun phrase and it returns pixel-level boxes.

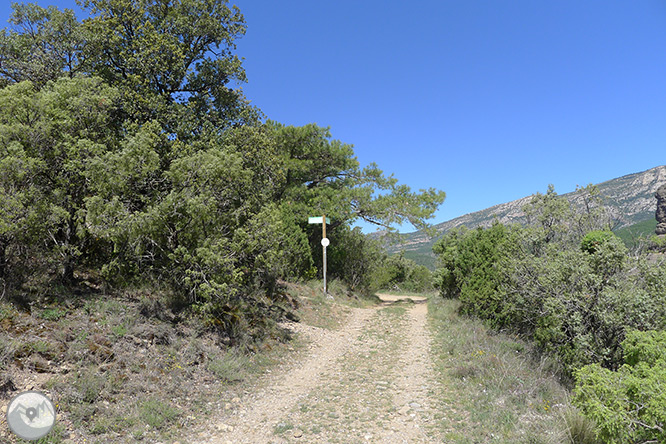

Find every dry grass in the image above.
[428,297,573,443]
[562,408,601,444]
[0,289,308,443]
[2,286,588,443]
[0,281,374,443]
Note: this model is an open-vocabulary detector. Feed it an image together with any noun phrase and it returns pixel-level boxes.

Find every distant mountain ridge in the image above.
[380,165,666,267]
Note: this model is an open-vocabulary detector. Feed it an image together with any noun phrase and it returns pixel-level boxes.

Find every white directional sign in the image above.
[308,216,331,224]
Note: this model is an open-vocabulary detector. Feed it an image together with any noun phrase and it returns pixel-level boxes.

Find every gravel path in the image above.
[194,295,442,444]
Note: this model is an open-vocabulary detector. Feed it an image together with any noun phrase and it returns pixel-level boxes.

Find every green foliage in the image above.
[455,223,513,324]
[0,3,84,87]
[571,184,615,236]
[0,0,256,127]
[408,264,434,292]
[0,76,119,288]
[581,230,616,254]
[623,329,666,367]
[432,226,468,298]
[266,121,445,233]
[523,184,573,247]
[581,230,627,278]
[0,2,445,346]
[327,226,384,293]
[433,222,513,325]
[433,185,666,375]
[589,233,628,277]
[38,307,68,321]
[373,251,433,293]
[433,184,666,442]
[574,330,666,443]
[613,218,657,250]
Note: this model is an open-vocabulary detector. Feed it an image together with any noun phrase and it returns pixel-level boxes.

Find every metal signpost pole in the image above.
[308,215,331,299]
[322,215,326,296]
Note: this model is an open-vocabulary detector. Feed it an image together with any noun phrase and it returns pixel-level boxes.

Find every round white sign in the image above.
[321,238,330,247]
[7,391,56,440]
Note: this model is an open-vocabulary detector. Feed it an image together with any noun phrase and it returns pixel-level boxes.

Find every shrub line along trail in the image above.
[196,294,443,443]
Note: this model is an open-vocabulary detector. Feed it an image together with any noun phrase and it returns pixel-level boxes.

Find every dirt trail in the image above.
[195,294,441,444]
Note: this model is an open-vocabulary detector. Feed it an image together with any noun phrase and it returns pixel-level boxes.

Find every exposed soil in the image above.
[190,294,443,444]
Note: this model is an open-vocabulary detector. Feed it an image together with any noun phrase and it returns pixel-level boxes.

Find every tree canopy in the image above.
[0,0,445,341]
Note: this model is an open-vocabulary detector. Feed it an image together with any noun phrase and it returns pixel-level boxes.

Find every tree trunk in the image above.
[0,235,8,280]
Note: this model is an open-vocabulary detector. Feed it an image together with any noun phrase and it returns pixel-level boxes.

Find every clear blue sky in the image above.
[2,1,666,232]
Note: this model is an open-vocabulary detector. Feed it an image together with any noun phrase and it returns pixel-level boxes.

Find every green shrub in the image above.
[581,230,616,254]
[432,226,467,298]
[139,398,181,429]
[328,226,385,293]
[432,186,666,440]
[38,307,68,321]
[573,330,666,444]
[373,251,434,293]
[581,230,627,277]
[432,222,515,325]
[433,214,665,376]
[623,329,666,367]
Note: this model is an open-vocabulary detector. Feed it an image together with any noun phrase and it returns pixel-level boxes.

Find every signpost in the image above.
[309,215,331,297]
[307,216,330,225]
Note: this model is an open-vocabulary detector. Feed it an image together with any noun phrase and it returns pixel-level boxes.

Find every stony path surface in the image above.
[195,295,442,444]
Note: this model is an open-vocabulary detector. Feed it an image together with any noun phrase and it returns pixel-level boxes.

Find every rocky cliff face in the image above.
[591,165,666,226]
[385,165,666,256]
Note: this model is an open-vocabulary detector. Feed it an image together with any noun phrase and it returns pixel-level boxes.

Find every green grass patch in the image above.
[38,307,68,321]
[138,398,181,429]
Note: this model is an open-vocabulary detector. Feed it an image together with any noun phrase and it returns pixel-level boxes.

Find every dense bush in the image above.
[503,245,666,372]
[0,77,120,289]
[574,330,666,444]
[433,185,666,439]
[431,227,466,298]
[433,187,666,371]
[372,251,434,293]
[581,230,617,254]
[433,222,514,322]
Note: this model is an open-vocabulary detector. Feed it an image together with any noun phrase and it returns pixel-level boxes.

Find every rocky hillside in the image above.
[382,165,666,267]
